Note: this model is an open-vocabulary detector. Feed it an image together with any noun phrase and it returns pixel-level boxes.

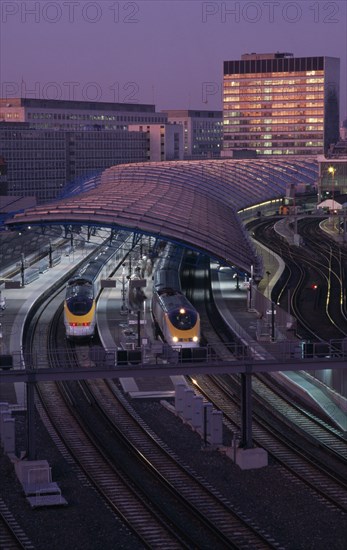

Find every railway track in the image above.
[191,375,347,513]
[57,328,280,545]
[20,257,280,548]
[0,498,34,550]
[4,233,346,548]
[81,375,279,549]
[250,217,347,341]
[187,256,347,514]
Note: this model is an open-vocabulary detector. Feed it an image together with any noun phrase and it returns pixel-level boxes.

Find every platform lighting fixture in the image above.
[328,166,336,200]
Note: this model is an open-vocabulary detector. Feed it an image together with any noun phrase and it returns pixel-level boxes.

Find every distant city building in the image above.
[162,110,222,159]
[0,122,149,203]
[317,150,347,202]
[223,52,340,156]
[0,155,8,195]
[128,123,184,161]
[0,99,172,203]
[326,139,347,158]
[340,119,347,141]
[0,98,167,129]
[221,149,257,159]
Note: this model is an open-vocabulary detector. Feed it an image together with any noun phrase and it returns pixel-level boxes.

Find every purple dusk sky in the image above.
[1,1,346,120]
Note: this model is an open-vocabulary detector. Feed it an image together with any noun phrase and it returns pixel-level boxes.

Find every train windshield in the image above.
[168,309,197,330]
[66,282,93,315]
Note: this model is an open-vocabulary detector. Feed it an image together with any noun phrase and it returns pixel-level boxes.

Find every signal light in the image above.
[311,284,318,290]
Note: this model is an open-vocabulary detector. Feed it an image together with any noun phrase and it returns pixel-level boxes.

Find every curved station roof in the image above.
[6,158,318,275]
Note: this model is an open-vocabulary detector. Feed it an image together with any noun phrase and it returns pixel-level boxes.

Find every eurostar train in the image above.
[64,233,130,339]
[151,244,200,348]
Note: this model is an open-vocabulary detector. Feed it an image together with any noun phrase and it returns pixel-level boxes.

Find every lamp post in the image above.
[328,166,336,226]
[266,270,271,300]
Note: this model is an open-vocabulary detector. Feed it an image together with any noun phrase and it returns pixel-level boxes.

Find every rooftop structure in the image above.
[6,158,319,277]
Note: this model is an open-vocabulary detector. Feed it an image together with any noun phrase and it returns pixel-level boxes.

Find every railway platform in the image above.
[96,272,188,398]
[0,240,97,407]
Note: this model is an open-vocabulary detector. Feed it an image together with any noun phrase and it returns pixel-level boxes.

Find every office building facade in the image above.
[163,110,222,159]
[0,122,149,203]
[129,124,184,161]
[0,98,167,130]
[0,99,172,203]
[223,53,340,156]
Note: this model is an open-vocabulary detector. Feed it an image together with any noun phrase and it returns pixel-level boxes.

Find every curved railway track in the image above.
[188,256,347,514]
[191,375,347,513]
[3,230,346,548]
[249,217,347,341]
[23,267,279,548]
[80,376,277,549]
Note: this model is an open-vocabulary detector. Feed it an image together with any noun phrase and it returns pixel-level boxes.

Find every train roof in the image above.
[67,246,116,285]
[153,269,181,293]
[155,288,195,313]
[67,276,93,286]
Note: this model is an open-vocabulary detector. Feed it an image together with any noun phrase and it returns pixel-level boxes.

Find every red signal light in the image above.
[311,284,318,290]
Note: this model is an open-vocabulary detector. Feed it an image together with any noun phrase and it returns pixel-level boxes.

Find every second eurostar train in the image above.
[152,244,200,348]
[64,233,130,339]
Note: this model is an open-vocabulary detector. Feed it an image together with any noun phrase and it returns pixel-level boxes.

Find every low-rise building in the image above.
[0,98,167,130]
[0,122,149,203]
[128,123,183,161]
[162,110,222,159]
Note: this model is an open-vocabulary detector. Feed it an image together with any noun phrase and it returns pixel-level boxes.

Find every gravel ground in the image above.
[1,393,346,550]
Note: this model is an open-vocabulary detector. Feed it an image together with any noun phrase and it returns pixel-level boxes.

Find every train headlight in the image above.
[193,336,198,343]
[179,308,186,314]
[173,336,179,343]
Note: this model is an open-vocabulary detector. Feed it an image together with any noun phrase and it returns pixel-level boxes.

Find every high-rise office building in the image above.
[223,52,340,156]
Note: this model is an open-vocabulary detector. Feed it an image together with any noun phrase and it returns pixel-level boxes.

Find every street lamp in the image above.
[328,166,337,229]
[266,270,271,300]
[328,165,336,205]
